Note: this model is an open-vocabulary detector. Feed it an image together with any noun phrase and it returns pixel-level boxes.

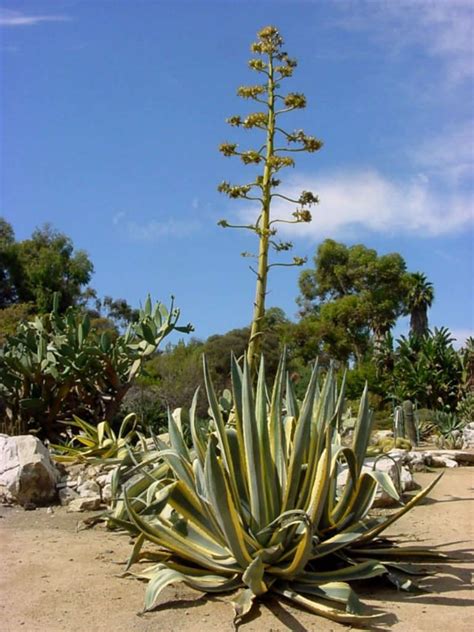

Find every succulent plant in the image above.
[120,351,443,625]
[433,411,465,449]
[50,413,139,463]
[0,294,192,439]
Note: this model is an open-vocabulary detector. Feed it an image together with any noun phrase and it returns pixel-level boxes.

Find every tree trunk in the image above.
[410,307,428,337]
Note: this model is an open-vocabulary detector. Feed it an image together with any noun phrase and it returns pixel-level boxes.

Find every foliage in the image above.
[343,361,379,402]
[120,384,168,434]
[457,391,474,425]
[143,311,288,417]
[392,328,462,410]
[298,240,410,364]
[0,220,94,313]
[0,295,192,439]
[87,294,140,331]
[0,303,34,346]
[51,413,139,463]
[0,218,18,307]
[120,352,444,625]
[144,339,206,417]
[218,26,321,369]
[459,336,474,393]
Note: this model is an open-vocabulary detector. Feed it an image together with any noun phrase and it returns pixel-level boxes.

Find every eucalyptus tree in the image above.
[405,272,434,338]
[218,26,322,371]
[0,219,94,313]
[298,239,409,364]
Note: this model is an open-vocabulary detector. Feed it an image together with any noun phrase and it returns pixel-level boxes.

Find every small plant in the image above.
[433,411,465,449]
[366,437,412,457]
[121,352,443,625]
[51,413,139,463]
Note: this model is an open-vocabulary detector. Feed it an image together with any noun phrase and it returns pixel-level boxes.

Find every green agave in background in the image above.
[122,351,444,624]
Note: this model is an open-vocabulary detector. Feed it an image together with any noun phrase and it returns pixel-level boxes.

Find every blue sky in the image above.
[1,0,473,346]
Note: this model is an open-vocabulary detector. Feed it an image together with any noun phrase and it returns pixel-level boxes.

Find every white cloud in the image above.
[411,120,474,185]
[112,211,126,226]
[0,9,71,27]
[117,217,200,242]
[238,168,472,240]
[333,0,474,84]
[450,328,474,349]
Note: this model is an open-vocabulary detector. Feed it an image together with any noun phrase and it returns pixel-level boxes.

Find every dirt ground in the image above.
[1,469,473,632]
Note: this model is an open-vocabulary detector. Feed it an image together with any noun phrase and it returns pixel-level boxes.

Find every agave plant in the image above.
[433,411,465,449]
[106,428,171,529]
[122,352,443,624]
[51,413,139,463]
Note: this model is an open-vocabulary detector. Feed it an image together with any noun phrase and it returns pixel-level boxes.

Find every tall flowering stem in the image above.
[218,26,322,372]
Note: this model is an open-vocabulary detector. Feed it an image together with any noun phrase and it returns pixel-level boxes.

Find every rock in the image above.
[67,496,102,512]
[370,430,393,446]
[84,465,102,481]
[422,450,473,465]
[399,465,420,491]
[337,453,418,508]
[96,469,115,488]
[462,423,474,449]
[77,480,101,497]
[403,451,427,472]
[426,453,458,468]
[101,483,113,502]
[58,486,79,506]
[0,434,60,506]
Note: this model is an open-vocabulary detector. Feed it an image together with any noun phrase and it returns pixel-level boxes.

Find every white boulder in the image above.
[425,453,459,468]
[0,434,60,506]
[66,496,102,512]
[462,422,474,450]
[337,452,419,508]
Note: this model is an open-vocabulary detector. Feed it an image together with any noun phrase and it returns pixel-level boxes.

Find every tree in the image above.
[14,224,94,312]
[0,218,19,307]
[298,239,409,363]
[404,272,434,338]
[392,328,462,410]
[218,26,322,371]
[0,219,94,313]
[101,296,139,329]
[145,339,206,416]
[143,309,290,416]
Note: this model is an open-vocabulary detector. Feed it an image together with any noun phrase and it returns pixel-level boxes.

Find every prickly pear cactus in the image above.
[0,295,192,439]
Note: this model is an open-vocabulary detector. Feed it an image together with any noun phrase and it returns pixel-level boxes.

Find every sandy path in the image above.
[1,469,473,632]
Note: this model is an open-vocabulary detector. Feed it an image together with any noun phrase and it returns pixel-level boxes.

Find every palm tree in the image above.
[405,272,434,337]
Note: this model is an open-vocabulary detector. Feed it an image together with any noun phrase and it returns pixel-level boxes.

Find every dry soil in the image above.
[1,469,473,632]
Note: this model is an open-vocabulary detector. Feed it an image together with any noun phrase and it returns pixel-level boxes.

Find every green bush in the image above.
[457,392,474,425]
